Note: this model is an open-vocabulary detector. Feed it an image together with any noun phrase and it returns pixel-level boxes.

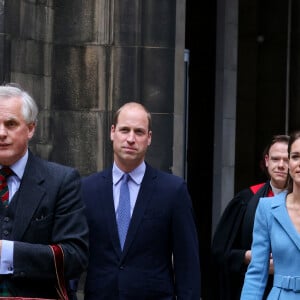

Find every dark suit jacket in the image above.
[2,151,89,298]
[210,181,273,300]
[82,163,201,300]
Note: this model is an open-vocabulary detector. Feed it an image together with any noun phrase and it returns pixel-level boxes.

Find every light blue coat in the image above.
[241,190,300,299]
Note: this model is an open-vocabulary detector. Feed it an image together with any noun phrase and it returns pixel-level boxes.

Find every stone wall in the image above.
[1,0,185,177]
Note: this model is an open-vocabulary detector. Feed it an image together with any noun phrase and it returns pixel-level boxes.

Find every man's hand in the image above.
[269,253,274,274]
[244,250,274,274]
[244,250,252,265]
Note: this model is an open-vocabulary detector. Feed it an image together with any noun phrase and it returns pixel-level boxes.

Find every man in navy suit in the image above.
[0,83,89,298]
[82,102,201,300]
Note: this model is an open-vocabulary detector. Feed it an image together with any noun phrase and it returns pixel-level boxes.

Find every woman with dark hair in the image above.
[241,130,300,299]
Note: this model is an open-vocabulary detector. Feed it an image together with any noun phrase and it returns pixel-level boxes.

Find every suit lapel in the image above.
[272,192,300,250]
[121,165,156,256]
[12,153,46,239]
[101,171,123,257]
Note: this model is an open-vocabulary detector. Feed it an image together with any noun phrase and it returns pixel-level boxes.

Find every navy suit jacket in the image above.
[83,163,201,300]
[2,151,89,298]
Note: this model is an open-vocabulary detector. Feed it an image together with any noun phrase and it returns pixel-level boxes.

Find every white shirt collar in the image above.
[1,149,28,180]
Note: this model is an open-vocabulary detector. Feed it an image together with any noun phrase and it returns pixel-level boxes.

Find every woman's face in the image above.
[288,138,300,186]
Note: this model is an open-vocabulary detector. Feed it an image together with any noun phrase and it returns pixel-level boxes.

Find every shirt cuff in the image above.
[0,240,14,274]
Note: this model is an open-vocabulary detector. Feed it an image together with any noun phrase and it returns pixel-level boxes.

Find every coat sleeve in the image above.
[240,198,271,300]
[210,189,252,299]
[211,188,253,267]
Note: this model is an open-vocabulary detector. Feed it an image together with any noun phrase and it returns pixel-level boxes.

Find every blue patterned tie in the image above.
[117,173,131,249]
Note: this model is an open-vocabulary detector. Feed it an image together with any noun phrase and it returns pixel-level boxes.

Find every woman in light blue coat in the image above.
[241,130,300,300]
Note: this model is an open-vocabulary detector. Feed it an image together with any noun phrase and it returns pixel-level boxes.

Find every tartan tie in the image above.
[0,167,13,208]
[0,167,13,296]
[117,173,131,250]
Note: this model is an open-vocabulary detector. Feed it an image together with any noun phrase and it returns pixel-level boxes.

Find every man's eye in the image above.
[135,130,146,136]
[6,121,16,127]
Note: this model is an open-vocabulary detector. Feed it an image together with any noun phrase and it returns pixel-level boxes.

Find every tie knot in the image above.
[0,167,13,179]
[122,173,130,183]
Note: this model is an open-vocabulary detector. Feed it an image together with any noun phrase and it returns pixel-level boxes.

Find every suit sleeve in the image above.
[172,180,201,300]
[13,167,89,280]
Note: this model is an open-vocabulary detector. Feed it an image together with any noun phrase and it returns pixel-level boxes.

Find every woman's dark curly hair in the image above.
[287,131,300,193]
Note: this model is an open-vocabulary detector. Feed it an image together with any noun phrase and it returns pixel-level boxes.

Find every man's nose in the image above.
[278,159,287,167]
[0,125,7,136]
[127,131,135,142]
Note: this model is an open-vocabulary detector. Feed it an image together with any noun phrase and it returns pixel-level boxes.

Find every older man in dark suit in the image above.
[0,84,89,298]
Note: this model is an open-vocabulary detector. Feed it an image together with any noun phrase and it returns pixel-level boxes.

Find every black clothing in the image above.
[210,182,273,300]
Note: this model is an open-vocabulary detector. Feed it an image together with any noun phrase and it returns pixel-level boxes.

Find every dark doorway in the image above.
[185,1,217,299]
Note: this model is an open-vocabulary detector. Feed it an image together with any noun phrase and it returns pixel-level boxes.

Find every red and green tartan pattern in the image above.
[0,167,13,208]
[0,279,12,296]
